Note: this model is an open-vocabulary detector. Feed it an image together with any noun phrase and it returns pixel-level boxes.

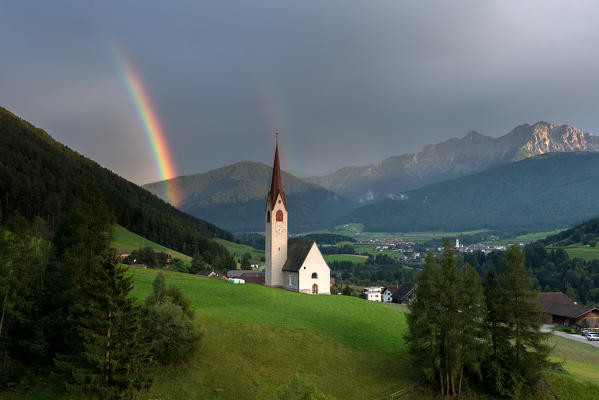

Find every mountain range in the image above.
[145,121,599,233]
[307,122,599,202]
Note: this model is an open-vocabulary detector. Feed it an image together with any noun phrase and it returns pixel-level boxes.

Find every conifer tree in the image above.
[43,189,115,356]
[407,239,486,398]
[55,254,151,399]
[483,246,554,398]
[406,252,442,387]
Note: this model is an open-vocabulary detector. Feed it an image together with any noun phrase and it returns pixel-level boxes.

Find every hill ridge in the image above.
[143,160,354,232]
[0,106,232,260]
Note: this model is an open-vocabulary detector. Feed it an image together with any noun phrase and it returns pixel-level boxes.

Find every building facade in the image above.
[264,141,330,294]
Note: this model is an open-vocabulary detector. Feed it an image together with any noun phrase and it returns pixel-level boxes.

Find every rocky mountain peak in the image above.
[519,122,598,156]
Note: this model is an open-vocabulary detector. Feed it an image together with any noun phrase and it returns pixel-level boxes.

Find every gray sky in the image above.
[2,1,599,184]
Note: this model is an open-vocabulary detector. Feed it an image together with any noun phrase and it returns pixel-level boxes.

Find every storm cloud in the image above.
[2,1,598,184]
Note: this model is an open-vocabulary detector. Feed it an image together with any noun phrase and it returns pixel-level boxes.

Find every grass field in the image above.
[130,267,412,399]
[547,242,599,261]
[212,238,265,261]
[111,224,192,263]
[326,223,490,241]
[323,254,368,263]
[5,267,598,400]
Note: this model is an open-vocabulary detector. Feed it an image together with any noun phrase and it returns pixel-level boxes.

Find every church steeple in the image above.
[268,137,286,209]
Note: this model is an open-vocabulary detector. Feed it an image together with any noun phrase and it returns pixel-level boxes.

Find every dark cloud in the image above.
[2,0,598,183]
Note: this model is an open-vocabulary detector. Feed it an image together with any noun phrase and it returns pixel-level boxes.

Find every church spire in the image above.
[268,134,286,208]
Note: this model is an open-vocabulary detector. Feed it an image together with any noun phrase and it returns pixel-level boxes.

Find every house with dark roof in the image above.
[539,292,599,328]
[263,140,331,294]
[392,283,417,304]
[382,286,398,303]
[229,270,265,285]
[196,270,219,277]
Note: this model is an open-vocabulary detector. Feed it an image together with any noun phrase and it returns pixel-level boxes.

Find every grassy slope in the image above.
[129,267,411,399]
[212,238,264,261]
[6,267,598,399]
[133,269,599,400]
[547,242,599,261]
[111,225,192,263]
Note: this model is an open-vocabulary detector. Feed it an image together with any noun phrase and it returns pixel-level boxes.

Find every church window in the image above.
[276,210,284,221]
[289,275,292,286]
[267,211,270,222]
[311,272,318,279]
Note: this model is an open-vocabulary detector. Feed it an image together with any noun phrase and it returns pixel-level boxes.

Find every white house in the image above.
[264,141,331,295]
[382,287,395,302]
[363,286,385,302]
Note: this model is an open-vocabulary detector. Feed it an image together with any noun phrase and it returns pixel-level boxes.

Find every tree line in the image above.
[330,254,418,287]
[0,193,202,398]
[464,243,599,307]
[407,239,555,398]
[125,246,235,275]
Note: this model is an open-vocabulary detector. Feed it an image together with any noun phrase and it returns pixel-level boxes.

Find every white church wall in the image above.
[297,244,331,295]
[283,271,299,291]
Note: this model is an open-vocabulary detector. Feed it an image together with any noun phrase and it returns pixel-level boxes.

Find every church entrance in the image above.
[312,284,318,294]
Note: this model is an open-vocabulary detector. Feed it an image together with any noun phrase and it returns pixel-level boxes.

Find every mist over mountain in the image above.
[143,161,354,232]
[341,152,599,233]
[307,122,599,203]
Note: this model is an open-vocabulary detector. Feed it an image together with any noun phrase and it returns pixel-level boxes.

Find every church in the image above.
[264,141,331,295]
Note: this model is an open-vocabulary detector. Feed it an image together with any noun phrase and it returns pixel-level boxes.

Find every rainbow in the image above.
[111,43,180,206]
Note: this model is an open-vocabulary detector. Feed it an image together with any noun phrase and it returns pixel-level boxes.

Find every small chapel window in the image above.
[267,211,271,222]
[276,210,284,222]
[311,272,318,279]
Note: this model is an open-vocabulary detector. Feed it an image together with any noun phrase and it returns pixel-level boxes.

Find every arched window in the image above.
[311,272,318,279]
[276,210,284,222]
[266,211,270,223]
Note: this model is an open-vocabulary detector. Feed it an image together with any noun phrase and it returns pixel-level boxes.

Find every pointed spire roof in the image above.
[268,139,286,209]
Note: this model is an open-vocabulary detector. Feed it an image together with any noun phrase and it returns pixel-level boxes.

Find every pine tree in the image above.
[455,263,486,394]
[406,239,486,397]
[43,190,115,357]
[406,252,442,387]
[483,245,555,398]
[55,254,151,399]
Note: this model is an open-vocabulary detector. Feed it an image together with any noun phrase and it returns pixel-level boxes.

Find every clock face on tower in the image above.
[275,222,284,234]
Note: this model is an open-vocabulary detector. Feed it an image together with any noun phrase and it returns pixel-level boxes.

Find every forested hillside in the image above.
[343,152,599,233]
[0,107,232,258]
[464,243,599,307]
[539,216,599,247]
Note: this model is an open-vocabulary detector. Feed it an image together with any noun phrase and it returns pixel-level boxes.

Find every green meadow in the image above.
[111,224,192,263]
[547,242,599,261]
[323,254,368,264]
[6,267,598,399]
[128,267,414,399]
[212,238,265,261]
